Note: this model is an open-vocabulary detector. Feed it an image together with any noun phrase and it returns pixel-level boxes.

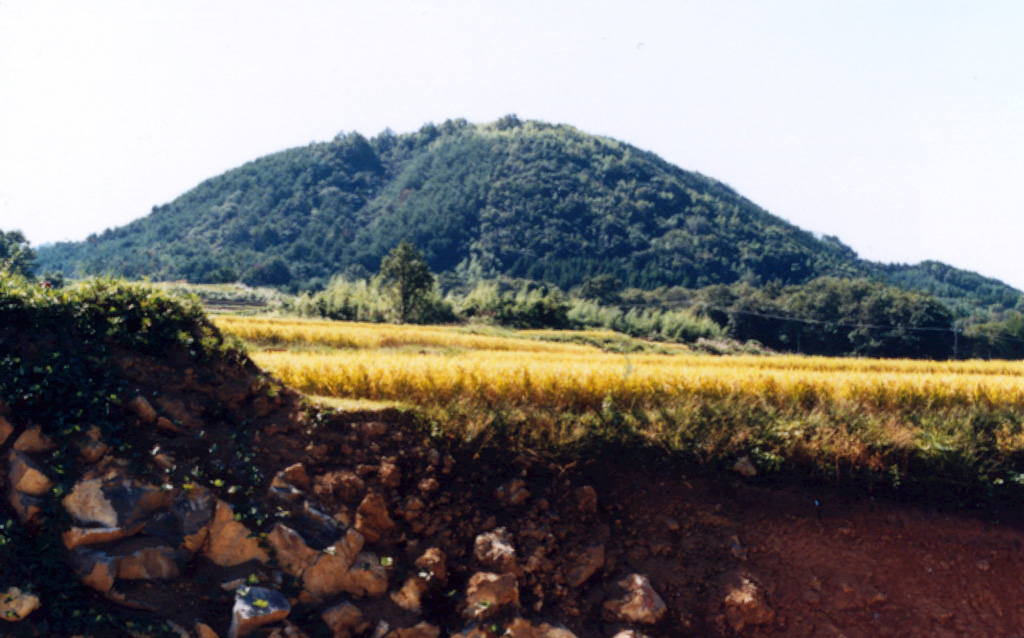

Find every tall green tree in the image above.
[379,241,435,323]
[0,230,36,278]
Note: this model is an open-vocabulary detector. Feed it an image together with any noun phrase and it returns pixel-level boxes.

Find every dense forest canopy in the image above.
[36,117,1022,322]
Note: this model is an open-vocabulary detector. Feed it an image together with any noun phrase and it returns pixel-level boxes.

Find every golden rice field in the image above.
[216,316,1024,489]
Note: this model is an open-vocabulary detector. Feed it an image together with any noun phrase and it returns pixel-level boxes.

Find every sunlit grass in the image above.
[220,315,1024,491]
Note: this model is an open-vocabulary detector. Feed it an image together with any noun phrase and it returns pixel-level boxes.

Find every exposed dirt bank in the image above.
[3,337,1023,638]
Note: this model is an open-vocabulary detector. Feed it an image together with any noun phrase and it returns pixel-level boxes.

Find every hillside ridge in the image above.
[35,117,1022,315]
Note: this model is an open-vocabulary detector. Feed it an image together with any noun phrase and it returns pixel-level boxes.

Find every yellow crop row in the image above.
[250,347,1024,415]
[214,316,596,354]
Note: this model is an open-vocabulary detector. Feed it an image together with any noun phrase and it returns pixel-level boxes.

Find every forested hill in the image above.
[36,116,1021,312]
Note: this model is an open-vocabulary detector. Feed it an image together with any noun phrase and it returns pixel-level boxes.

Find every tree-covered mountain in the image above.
[37,116,1022,317]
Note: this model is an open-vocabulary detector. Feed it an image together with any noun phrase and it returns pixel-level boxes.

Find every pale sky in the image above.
[2,1,1023,289]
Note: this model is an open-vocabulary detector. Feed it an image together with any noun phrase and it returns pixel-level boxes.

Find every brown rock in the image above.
[202,500,270,567]
[0,416,13,447]
[355,492,396,543]
[494,479,530,506]
[301,529,366,600]
[281,463,311,491]
[603,574,667,624]
[63,477,118,527]
[505,618,578,638]
[0,587,40,622]
[63,525,140,551]
[12,425,55,453]
[462,572,519,620]
[723,575,774,631]
[78,426,109,464]
[379,460,402,488]
[418,477,440,495]
[266,622,311,638]
[315,470,365,503]
[128,395,158,423]
[733,456,758,477]
[8,450,54,496]
[228,586,290,638]
[155,396,203,430]
[391,576,430,613]
[493,481,528,505]
[172,484,217,554]
[156,416,185,434]
[342,552,389,598]
[568,544,605,587]
[69,548,117,593]
[414,547,448,584]
[574,485,598,514]
[321,601,367,638]
[267,523,319,577]
[474,528,519,575]
[8,491,42,525]
[195,623,220,638]
[116,542,187,580]
[62,472,173,529]
[385,623,441,638]
[356,421,388,438]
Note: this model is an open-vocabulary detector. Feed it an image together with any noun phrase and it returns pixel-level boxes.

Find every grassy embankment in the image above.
[216,315,1024,499]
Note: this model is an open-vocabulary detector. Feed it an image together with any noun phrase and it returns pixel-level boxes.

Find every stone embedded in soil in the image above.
[228,586,291,638]
[78,426,110,464]
[722,573,774,632]
[567,544,605,587]
[8,491,42,525]
[417,477,440,496]
[63,525,140,551]
[343,552,389,598]
[504,618,579,638]
[391,575,431,613]
[62,471,174,529]
[12,425,55,453]
[8,450,54,496]
[733,456,758,477]
[267,523,320,577]
[462,572,520,620]
[113,539,189,580]
[128,395,158,424]
[474,528,520,575]
[414,547,448,584]
[603,573,667,624]
[380,460,402,488]
[321,601,367,638]
[384,622,441,638]
[355,492,396,543]
[494,479,530,506]
[281,463,311,491]
[69,547,117,593]
[195,622,220,638]
[315,470,366,503]
[171,484,218,554]
[573,485,598,514]
[267,621,312,638]
[0,416,13,446]
[0,587,40,622]
[203,500,270,567]
[299,529,388,601]
[610,631,652,638]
